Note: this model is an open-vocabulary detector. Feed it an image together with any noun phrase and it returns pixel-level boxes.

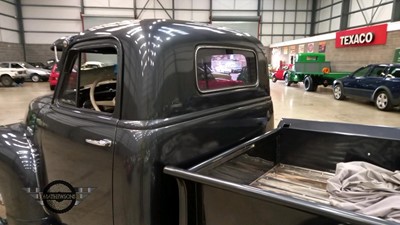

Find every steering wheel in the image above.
[90,77,115,112]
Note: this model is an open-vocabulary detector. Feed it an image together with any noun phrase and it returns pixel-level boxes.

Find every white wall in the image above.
[348,0,393,28]
[17,0,314,46]
[211,0,259,38]
[261,0,313,46]
[314,1,342,35]
[174,0,209,22]
[0,0,19,43]
[14,0,399,46]
[21,0,82,44]
[313,0,394,36]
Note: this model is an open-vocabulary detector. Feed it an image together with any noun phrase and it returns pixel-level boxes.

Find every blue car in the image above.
[333,64,400,111]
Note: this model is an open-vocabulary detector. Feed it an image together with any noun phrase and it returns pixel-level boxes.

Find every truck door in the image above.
[37,39,121,224]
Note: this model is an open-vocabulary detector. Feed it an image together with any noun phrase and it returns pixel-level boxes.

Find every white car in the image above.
[0,66,27,87]
[81,61,104,70]
[0,62,51,82]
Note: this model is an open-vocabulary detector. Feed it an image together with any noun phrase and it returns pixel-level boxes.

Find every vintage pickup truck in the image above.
[0,19,399,225]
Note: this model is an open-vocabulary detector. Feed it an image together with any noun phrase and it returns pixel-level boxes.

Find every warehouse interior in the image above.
[1,0,399,126]
[0,0,400,225]
[1,0,399,62]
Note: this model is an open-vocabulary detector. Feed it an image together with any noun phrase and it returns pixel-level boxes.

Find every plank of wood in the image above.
[254,178,330,203]
[250,164,334,204]
[204,154,274,184]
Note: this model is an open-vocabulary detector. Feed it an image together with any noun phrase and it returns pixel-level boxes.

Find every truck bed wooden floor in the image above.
[201,154,334,204]
[250,164,334,204]
[201,154,275,184]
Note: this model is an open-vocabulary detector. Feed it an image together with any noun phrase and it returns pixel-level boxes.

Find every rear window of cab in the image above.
[195,46,258,92]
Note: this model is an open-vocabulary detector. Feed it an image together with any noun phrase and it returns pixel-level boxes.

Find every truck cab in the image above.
[0,19,273,225]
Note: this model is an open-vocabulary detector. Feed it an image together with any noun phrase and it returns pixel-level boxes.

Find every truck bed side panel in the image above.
[165,119,400,225]
[200,184,341,225]
[278,125,400,172]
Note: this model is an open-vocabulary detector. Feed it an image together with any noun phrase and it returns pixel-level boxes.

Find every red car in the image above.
[49,63,59,90]
[198,78,244,90]
[197,65,245,91]
[271,63,293,83]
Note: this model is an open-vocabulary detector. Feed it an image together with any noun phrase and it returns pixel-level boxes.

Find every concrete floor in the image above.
[0,82,52,125]
[271,81,400,127]
[0,81,399,218]
[0,81,399,127]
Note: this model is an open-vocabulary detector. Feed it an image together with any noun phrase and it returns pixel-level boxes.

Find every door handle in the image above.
[85,139,112,147]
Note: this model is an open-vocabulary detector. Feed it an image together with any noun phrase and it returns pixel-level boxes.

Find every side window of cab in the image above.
[57,42,119,115]
[196,46,258,92]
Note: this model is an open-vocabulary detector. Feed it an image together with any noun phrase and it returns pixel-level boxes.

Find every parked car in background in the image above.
[270,63,293,83]
[44,58,57,69]
[81,61,104,70]
[333,63,400,111]
[28,62,46,68]
[49,63,60,90]
[48,61,104,90]
[0,62,51,82]
[196,64,244,90]
[0,65,27,87]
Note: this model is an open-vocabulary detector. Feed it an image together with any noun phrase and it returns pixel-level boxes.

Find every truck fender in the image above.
[0,124,56,225]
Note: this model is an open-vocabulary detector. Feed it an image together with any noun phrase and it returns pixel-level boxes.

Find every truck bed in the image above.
[165,119,400,225]
[202,153,333,205]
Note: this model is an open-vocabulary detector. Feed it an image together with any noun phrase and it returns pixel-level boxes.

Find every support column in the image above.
[15,0,26,61]
[134,0,137,19]
[310,0,317,36]
[392,0,400,22]
[257,0,261,39]
[209,0,212,23]
[340,0,350,30]
[172,0,175,19]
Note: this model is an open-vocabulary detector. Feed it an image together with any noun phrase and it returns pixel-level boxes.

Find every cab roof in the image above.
[52,19,263,52]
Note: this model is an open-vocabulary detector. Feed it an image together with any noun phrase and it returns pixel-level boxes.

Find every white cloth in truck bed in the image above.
[326,161,400,223]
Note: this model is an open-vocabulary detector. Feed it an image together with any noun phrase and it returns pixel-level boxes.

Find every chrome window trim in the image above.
[195,45,259,93]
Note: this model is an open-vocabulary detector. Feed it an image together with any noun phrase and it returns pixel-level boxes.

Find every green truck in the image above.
[285,53,350,91]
